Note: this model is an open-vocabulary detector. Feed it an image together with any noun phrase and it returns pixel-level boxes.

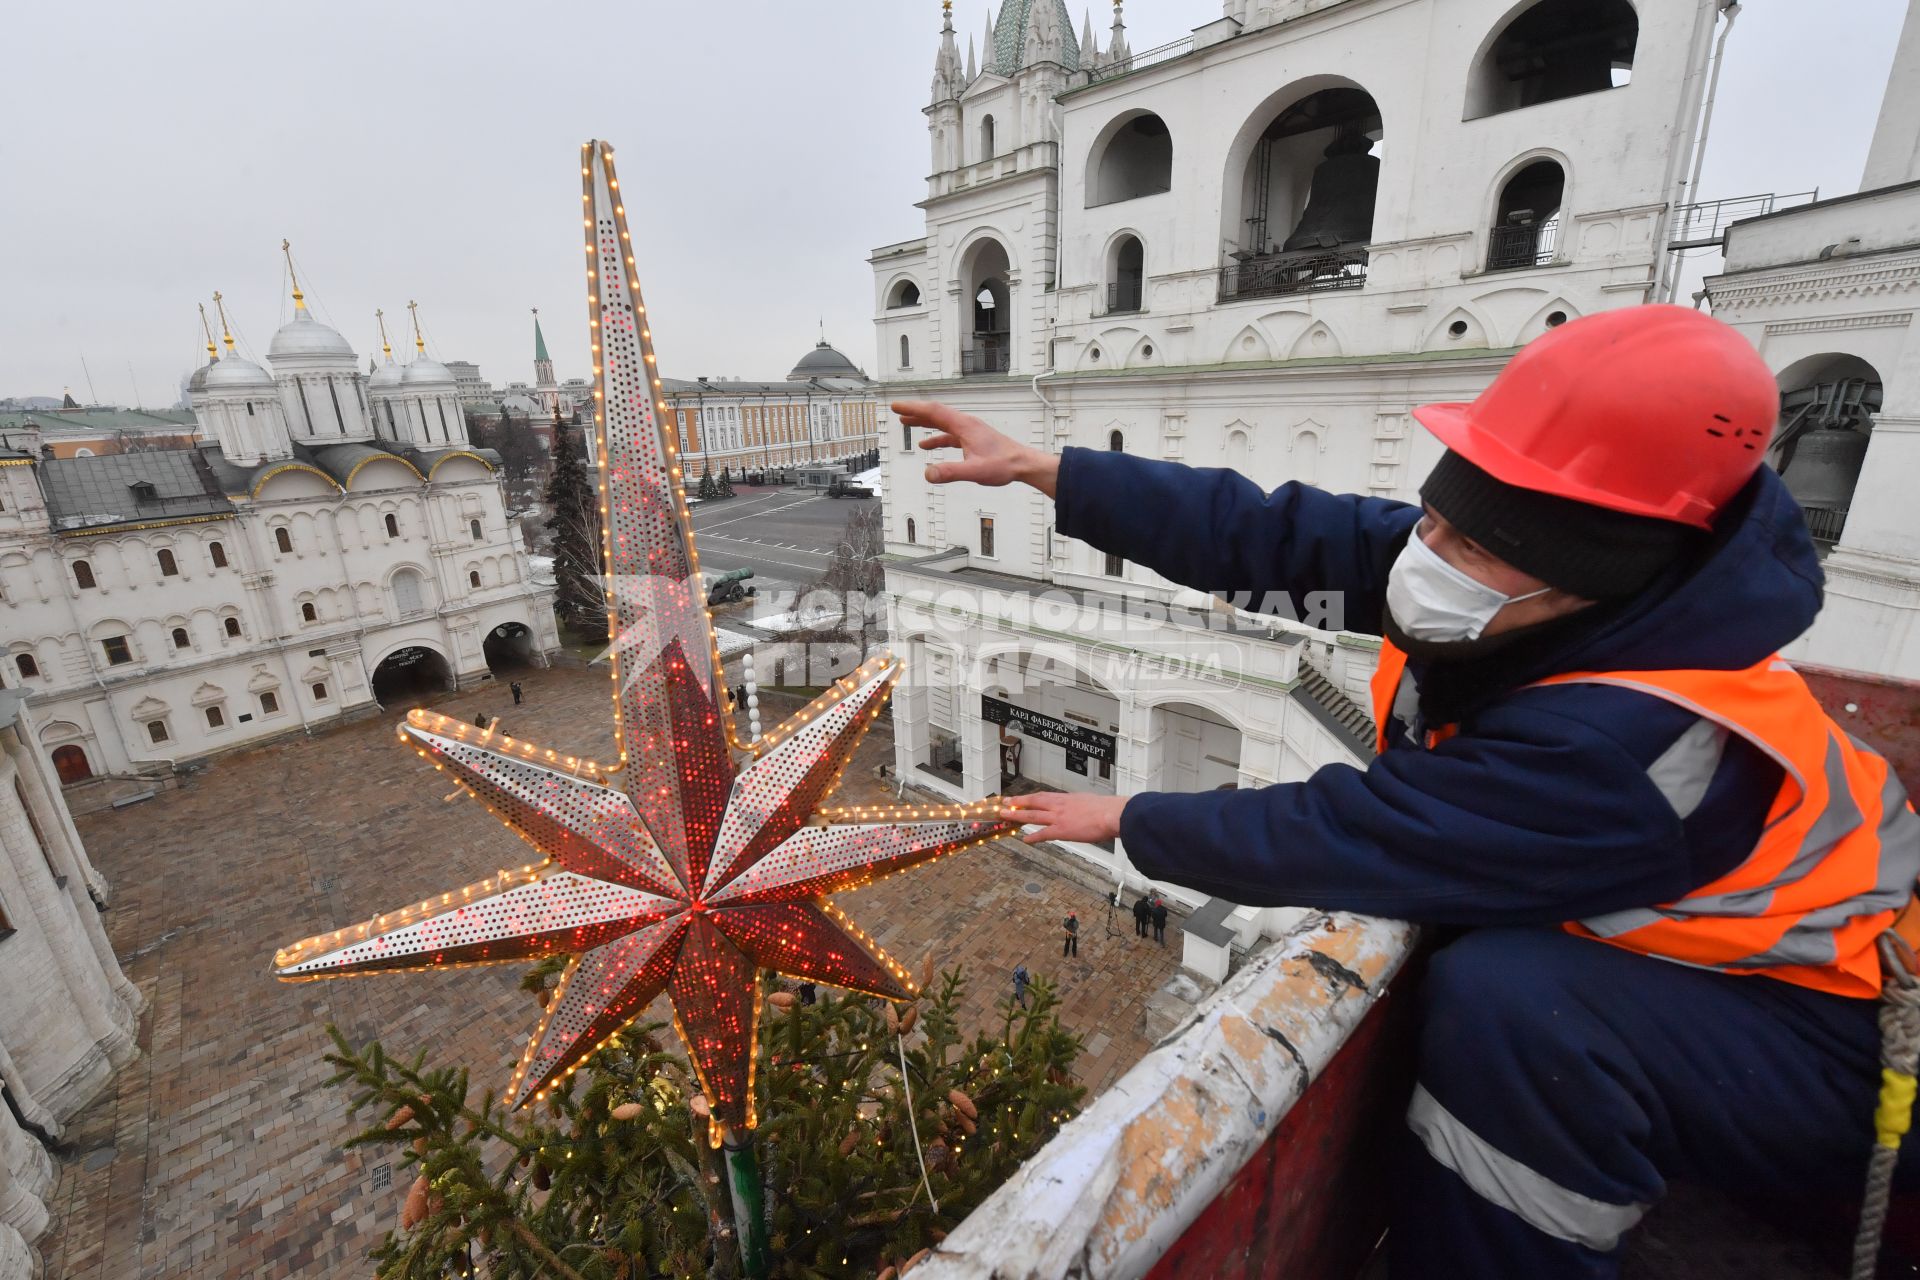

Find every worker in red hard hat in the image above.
[896,304,1920,1278]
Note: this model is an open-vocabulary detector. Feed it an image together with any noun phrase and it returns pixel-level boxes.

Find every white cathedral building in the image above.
[0,279,559,790]
[871,0,1740,934]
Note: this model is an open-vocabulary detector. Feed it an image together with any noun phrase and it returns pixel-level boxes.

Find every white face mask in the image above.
[1385,522,1551,643]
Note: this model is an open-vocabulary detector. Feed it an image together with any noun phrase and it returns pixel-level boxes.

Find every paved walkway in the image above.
[38,662,1184,1279]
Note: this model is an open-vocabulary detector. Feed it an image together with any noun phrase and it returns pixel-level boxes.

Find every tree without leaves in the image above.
[796,504,887,661]
[468,411,548,511]
[324,962,1083,1279]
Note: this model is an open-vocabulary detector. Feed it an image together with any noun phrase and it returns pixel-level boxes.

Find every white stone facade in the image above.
[0,691,143,1280]
[0,294,560,787]
[872,0,1727,915]
[1705,2,1920,684]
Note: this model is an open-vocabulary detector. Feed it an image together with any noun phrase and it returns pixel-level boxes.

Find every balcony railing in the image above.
[1218,247,1369,303]
[1668,190,1819,249]
[1104,280,1143,314]
[961,338,1010,376]
[1803,504,1848,547]
[1486,221,1558,271]
[1083,35,1194,86]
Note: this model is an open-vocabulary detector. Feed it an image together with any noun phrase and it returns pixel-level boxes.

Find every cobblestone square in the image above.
[37,662,1186,1279]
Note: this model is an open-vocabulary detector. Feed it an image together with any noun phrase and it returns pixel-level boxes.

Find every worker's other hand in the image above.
[1001,792,1128,845]
[893,400,1061,498]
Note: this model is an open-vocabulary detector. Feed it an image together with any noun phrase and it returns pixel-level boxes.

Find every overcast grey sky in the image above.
[0,0,1907,407]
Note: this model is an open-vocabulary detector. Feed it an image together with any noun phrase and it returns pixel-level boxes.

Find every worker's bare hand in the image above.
[893,400,1060,497]
[1001,792,1128,845]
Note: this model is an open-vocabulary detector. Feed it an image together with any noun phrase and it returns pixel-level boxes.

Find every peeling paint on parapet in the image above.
[913,912,1416,1280]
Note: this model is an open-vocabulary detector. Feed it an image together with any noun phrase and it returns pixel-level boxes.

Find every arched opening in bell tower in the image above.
[1772,353,1883,551]
[1221,82,1381,302]
[959,238,1013,376]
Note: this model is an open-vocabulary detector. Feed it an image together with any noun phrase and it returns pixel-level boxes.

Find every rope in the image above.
[897,1032,939,1216]
[1850,932,1920,1280]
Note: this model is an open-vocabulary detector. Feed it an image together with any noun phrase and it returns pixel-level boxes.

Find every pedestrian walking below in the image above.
[510,681,524,706]
[1062,910,1079,958]
[797,981,816,1006]
[1012,964,1029,1009]
[1150,896,1169,945]
[1132,893,1150,938]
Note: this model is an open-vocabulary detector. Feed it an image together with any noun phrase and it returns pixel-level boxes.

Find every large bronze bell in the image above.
[1283,132,1380,253]
[1781,427,1869,513]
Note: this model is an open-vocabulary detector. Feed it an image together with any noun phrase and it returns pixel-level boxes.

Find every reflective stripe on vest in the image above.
[1369,639,1920,997]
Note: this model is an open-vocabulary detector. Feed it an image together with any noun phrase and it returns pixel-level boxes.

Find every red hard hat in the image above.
[1411,305,1778,529]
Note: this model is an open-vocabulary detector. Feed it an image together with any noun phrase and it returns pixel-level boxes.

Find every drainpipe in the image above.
[1661,1,1741,303]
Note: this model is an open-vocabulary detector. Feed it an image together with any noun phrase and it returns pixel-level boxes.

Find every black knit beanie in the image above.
[1419,451,1700,600]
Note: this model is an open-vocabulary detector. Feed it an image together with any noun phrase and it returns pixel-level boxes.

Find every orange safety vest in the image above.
[1370,639,1920,998]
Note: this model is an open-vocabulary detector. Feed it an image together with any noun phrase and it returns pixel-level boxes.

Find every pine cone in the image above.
[385,1105,415,1131]
[946,1090,977,1121]
[536,989,551,1009]
[903,1247,932,1273]
[899,1005,919,1034]
[533,1161,551,1191]
[885,1004,900,1034]
[401,1175,428,1229]
[768,991,797,1010]
[838,1129,862,1156]
[412,1137,429,1157]
[920,952,936,990]
[611,1102,644,1122]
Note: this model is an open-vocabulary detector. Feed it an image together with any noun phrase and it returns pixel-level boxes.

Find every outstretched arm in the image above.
[896,400,1419,633]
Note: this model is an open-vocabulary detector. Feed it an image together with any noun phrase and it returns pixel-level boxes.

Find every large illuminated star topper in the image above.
[273,139,1012,1139]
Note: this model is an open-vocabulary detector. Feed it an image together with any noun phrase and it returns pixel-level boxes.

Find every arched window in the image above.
[274,527,293,554]
[146,720,169,745]
[156,549,179,577]
[980,115,996,162]
[900,335,912,369]
[906,516,917,545]
[72,560,95,590]
[301,602,317,623]
[469,570,482,589]
[1089,112,1173,206]
[1109,430,1125,452]
[224,617,242,638]
[14,654,38,679]
[385,513,400,538]
[1107,236,1145,314]
[1466,0,1637,120]
[209,541,228,568]
[1487,159,1565,271]
[391,568,427,616]
[259,690,280,715]
[470,519,483,541]
[887,280,922,309]
[170,627,189,649]
[205,705,225,729]
[311,682,329,702]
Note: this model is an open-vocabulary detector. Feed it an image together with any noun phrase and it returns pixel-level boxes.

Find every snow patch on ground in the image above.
[715,628,759,659]
[851,466,883,497]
